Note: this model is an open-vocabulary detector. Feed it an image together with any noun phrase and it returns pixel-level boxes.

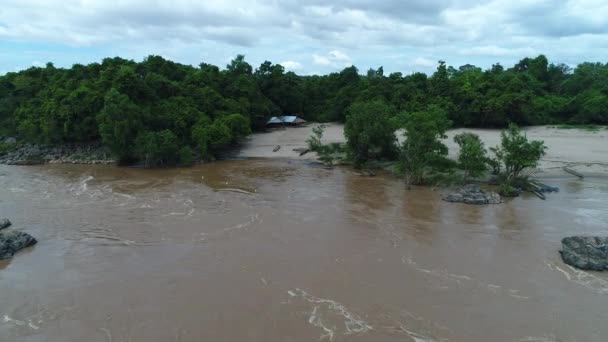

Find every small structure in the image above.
[266,115,306,127]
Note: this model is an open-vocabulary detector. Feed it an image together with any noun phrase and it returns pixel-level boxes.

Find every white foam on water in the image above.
[287,288,372,340]
[308,306,334,341]
[566,265,608,295]
[554,265,572,280]
[384,316,441,342]
[403,255,529,300]
[223,214,260,232]
[3,315,39,330]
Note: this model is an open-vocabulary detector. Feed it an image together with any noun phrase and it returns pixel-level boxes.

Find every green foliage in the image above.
[0,143,16,156]
[454,132,488,182]
[490,124,547,181]
[344,100,397,167]
[395,105,451,185]
[178,146,194,166]
[97,89,141,161]
[498,182,520,197]
[217,113,251,142]
[0,54,606,167]
[134,129,179,167]
[306,124,346,165]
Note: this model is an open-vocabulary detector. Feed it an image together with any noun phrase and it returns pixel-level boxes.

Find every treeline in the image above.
[0,54,607,165]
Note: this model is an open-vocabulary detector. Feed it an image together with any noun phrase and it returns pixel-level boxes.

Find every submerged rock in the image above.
[443,184,501,205]
[0,218,11,230]
[0,231,37,260]
[560,236,608,271]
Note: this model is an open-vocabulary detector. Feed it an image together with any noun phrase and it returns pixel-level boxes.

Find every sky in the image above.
[1,0,607,76]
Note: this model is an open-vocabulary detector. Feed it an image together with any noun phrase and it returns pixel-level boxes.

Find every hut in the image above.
[266,115,306,127]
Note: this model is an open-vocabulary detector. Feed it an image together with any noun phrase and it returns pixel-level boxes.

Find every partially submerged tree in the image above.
[394,105,451,186]
[306,124,345,165]
[490,124,547,182]
[135,129,179,167]
[344,100,397,168]
[454,132,488,182]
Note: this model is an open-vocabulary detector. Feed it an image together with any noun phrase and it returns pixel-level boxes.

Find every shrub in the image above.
[454,132,488,182]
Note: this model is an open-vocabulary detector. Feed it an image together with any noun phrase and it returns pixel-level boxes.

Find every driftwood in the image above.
[563,167,584,178]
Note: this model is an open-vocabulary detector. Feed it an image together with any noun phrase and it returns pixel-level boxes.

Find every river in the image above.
[1,160,607,341]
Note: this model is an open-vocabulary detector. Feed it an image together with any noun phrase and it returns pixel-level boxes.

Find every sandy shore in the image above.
[237,124,608,177]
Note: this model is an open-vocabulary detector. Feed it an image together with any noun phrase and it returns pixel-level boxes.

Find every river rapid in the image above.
[1,160,607,342]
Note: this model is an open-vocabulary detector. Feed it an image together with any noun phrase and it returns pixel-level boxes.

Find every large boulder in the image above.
[0,231,37,260]
[560,236,608,271]
[443,184,501,205]
[0,218,11,230]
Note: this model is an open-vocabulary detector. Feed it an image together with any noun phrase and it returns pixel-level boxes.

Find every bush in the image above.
[135,129,179,167]
[344,100,398,168]
[178,146,194,166]
[307,124,346,165]
[454,132,488,182]
[490,124,547,181]
[394,105,451,186]
[218,113,251,142]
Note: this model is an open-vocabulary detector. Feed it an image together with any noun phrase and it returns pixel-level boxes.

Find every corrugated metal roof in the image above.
[279,116,298,123]
[267,117,283,124]
[267,115,307,124]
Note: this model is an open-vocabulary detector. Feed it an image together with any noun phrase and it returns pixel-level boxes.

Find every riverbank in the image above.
[2,125,607,176]
[0,143,115,165]
[237,124,608,177]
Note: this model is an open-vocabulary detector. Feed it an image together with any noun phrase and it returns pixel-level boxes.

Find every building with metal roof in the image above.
[266,115,306,126]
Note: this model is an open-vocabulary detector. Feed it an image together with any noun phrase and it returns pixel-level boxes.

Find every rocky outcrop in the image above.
[0,218,11,230]
[560,236,608,271]
[0,143,115,165]
[443,184,501,205]
[0,231,37,260]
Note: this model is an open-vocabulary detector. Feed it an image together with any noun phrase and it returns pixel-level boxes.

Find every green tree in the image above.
[454,132,488,182]
[218,113,251,142]
[134,129,179,167]
[394,105,451,186]
[490,124,547,181]
[344,100,397,167]
[96,89,141,161]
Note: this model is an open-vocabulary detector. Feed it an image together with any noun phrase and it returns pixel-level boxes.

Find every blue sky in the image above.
[1,0,607,75]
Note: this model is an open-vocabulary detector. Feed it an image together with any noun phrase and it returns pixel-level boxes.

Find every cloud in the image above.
[281,60,302,71]
[413,57,436,68]
[313,50,352,69]
[1,0,607,75]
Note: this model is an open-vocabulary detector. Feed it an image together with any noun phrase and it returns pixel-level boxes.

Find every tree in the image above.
[217,113,251,142]
[96,89,141,161]
[394,105,451,186]
[343,100,397,167]
[454,132,488,182]
[490,124,547,181]
[135,129,179,167]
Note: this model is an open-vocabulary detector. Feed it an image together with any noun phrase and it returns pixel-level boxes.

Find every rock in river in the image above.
[443,184,501,205]
[0,231,37,260]
[0,218,11,230]
[560,236,608,271]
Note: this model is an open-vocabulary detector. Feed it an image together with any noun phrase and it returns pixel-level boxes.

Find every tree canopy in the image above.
[0,54,606,165]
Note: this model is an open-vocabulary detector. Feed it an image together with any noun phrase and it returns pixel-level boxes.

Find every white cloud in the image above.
[1,0,608,75]
[280,60,302,71]
[413,57,436,67]
[313,50,352,69]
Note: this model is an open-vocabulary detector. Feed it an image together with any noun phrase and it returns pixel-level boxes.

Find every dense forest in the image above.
[0,54,606,165]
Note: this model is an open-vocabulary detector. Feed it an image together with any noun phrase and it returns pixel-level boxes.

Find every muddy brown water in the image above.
[1,160,607,342]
